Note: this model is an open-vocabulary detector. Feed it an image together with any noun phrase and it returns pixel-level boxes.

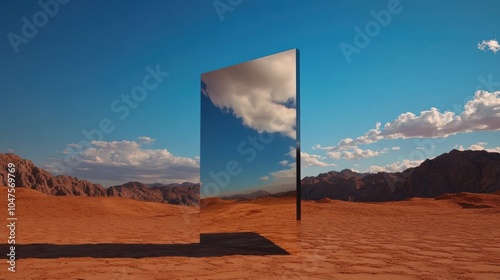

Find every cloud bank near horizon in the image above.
[310,90,500,172]
[46,137,200,186]
[315,90,500,154]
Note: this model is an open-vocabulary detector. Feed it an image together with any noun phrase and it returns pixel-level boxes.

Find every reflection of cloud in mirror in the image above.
[202,49,296,139]
[256,146,297,194]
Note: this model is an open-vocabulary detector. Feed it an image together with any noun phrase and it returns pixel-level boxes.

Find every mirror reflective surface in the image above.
[200,49,300,254]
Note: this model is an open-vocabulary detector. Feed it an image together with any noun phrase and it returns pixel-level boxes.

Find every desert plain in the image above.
[0,187,499,280]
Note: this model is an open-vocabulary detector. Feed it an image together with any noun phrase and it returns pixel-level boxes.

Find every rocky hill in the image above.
[0,153,199,206]
[107,182,199,206]
[301,150,500,202]
[0,153,107,196]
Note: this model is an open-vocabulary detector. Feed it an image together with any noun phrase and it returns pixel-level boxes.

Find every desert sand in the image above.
[200,196,298,254]
[1,187,499,279]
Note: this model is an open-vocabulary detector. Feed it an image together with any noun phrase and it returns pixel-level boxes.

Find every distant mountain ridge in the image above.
[301,149,500,202]
[107,181,199,206]
[221,190,271,201]
[1,149,499,204]
[221,189,296,201]
[0,153,199,206]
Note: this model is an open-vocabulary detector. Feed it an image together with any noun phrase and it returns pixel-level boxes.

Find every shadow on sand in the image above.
[6,232,290,259]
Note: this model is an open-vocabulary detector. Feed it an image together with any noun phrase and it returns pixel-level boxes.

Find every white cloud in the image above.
[286,146,335,167]
[46,137,199,186]
[318,90,500,151]
[301,151,336,167]
[326,151,342,159]
[366,159,424,173]
[455,142,500,153]
[342,148,384,160]
[137,136,156,145]
[326,147,400,160]
[259,176,270,181]
[270,162,296,179]
[260,163,297,194]
[279,160,289,166]
[288,147,297,159]
[255,148,298,193]
[202,49,297,139]
[478,39,500,54]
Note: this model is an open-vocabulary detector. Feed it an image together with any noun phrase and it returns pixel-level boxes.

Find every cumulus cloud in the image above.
[455,142,500,153]
[46,137,199,186]
[202,49,297,139]
[478,39,500,54]
[365,159,424,173]
[326,147,400,160]
[317,90,500,152]
[301,151,337,167]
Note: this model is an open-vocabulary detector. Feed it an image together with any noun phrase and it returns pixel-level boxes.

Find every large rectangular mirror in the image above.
[200,49,300,254]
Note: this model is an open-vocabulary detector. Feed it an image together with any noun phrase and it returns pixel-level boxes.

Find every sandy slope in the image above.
[1,187,499,279]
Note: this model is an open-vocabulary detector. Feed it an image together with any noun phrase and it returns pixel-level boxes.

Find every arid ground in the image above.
[1,187,499,279]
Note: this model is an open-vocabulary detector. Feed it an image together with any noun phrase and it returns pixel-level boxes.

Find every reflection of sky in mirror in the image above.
[201,49,297,198]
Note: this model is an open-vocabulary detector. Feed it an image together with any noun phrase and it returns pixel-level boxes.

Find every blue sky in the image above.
[1,0,499,186]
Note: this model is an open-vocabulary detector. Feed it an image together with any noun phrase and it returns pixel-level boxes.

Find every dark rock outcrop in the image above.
[301,150,500,202]
[390,150,500,200]
[0,153,106,196]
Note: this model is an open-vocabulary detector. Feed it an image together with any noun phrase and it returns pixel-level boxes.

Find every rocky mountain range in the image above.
[0,153,199,206]
[1,149,499,204]
[301,149,500,202]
